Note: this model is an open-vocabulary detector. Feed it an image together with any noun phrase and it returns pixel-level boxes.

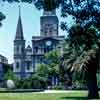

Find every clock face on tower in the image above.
[46,41,52,46]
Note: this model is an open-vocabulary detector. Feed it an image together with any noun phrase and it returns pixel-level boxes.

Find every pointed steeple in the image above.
[15,6,24,40]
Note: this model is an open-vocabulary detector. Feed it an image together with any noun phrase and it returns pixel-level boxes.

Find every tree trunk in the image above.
[87,57,99,99]
[87,72,99,99]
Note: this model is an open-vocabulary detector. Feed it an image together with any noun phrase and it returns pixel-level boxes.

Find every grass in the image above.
[0,91,99,100]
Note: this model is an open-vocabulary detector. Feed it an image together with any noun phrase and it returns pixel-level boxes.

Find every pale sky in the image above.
[0,2,73,64]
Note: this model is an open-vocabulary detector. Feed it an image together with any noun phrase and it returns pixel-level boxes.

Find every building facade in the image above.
[13,9,64,85]
[0,54,8,86]
[0,55,8,64]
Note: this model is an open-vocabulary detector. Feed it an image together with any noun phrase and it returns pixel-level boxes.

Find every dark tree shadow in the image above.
[61,96,100,100]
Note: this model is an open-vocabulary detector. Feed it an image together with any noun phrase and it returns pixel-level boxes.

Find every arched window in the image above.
[27,61,30,70]
[16,46,19,53]
[35,47,38,53]
[21,47,24,53]
[44,48,47,53]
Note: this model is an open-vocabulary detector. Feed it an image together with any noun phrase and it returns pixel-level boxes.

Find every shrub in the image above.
[52,85,64,90]
[15,74,48,89]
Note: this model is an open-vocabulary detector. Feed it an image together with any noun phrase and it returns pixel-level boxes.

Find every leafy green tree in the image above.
[36,64,48,78]
[59,0,100,99]
[36,64,49,88]
[32,50,63,87]
[44,50,66,87]
[44,50,61,76]
[4,64,16,81]
[4,69,16,81]
[31,73,47,89]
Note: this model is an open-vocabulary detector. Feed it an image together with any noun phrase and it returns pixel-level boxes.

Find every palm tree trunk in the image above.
[87,58,99,99]
[87,72,99,99]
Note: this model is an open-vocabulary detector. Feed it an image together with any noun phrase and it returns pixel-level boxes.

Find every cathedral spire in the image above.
[15,6,24,40]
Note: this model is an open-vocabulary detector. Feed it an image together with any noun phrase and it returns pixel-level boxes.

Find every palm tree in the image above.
[61,24,100,99]
[34,0,61,11]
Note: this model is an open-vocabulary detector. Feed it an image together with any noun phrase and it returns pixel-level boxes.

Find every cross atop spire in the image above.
[19,5,21,17]
[15,6,24,40]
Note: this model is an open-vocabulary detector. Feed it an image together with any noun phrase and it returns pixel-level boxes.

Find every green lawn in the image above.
[0,91,100,100]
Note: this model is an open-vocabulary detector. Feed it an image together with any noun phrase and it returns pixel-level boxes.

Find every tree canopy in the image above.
[60,0,100,99]
[0,12,5,26]
[1,0,100,29]
[61,0,100,30]
[1,0,62,10]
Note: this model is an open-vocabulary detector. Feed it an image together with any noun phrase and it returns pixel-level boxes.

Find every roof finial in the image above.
[18,5,21,17]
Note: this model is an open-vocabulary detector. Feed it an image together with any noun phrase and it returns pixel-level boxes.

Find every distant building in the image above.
[13,8,64,86]
[0,54,8,87]
[0,54,8,64]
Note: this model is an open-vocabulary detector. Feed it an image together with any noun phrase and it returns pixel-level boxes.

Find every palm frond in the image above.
[71,49,97,72]
[62,44,98,73]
